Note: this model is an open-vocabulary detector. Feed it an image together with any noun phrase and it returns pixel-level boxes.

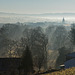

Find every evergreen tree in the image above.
[21,46,33,75]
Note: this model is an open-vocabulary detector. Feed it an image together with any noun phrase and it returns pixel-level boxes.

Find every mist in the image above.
[0,19,74,68]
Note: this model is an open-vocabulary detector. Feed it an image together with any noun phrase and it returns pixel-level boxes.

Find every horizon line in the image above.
[1,12,75,15]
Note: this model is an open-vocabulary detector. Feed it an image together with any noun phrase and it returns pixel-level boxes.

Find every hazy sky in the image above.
[0,0,75,14]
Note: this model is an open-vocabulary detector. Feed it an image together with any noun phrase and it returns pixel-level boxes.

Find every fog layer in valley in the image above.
[1,12,75,23]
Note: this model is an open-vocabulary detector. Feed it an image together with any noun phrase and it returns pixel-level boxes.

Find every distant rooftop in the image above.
[65,58,75,68]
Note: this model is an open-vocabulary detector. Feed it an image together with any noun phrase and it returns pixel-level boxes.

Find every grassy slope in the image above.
[41,67,75,75]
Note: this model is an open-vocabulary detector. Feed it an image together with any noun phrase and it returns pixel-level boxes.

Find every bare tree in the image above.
[23,26,48,71]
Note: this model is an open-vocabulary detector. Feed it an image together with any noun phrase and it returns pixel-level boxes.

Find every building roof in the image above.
[66,52,75,58]
[0,58,21,71]
[64,58,75,68]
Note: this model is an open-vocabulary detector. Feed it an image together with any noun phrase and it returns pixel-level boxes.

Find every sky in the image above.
[0,0,75,14]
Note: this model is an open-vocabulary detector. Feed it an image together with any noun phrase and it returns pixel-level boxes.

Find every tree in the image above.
[30,27,48,71]
[1,23,22,40]
[51,25,68,50]
[0,27,16,57]
[21,46,33,75]
[70,24,75,45]
[23,26,48,71]
[55,47,71,67]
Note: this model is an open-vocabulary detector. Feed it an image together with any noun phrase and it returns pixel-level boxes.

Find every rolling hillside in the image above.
[42,67,75,75]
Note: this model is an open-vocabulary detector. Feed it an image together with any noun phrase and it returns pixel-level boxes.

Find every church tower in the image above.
[62,17,65,23]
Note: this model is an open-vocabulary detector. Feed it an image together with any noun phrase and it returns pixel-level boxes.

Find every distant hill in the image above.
[0,12,75,16]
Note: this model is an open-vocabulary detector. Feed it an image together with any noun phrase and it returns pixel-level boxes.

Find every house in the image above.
[0,58,21,75]
[64,52,75,69]
[64,58,75,68]
[66,52,75,61]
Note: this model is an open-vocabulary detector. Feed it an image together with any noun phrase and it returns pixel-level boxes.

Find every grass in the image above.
[41,67,75,75]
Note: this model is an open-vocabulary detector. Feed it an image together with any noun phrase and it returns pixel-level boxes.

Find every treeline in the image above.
[0,23,48,73]
[0,22,75,70]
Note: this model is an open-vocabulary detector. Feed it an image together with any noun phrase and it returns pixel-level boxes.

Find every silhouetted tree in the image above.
[21,46,33,75]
